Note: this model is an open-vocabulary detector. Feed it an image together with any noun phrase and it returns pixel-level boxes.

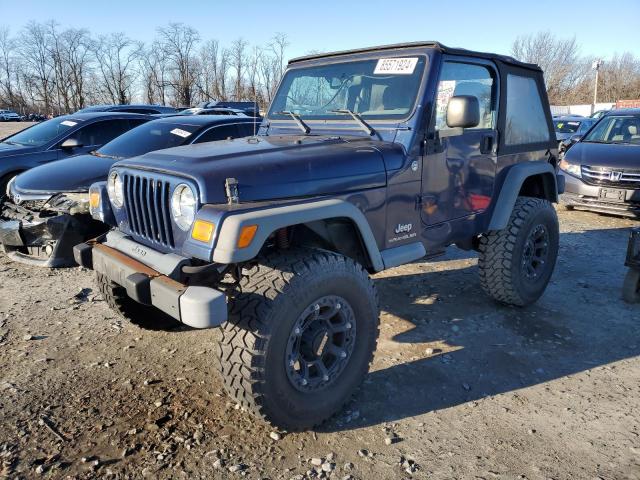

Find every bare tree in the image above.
[19,21,55,114]
[94,32,142,104]
[0,27,16,107]
[230,38,248,101]
[156,23,200,106]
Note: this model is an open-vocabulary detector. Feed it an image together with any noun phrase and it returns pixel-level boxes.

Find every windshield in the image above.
[554,120,582,134]
[268,56,427,121]
[583,114,640,144]
[97,121,200,158]
[3,117,81,147]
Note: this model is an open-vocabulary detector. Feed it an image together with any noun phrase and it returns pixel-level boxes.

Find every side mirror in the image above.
[60,137,82,149]
[446,95,480,129]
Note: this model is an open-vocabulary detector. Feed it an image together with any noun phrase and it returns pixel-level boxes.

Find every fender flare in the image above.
[211,198,385,271]
[488,161,558,231]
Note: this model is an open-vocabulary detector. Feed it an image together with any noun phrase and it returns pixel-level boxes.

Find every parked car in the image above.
[0,112,152,198]
[591,109,610,120]
[0,109,22,121]
[554,116,597,147]
[559,109,640,216]
[76,41,562,430]
[75,104,178,115]
[178,107,259,118]
[196,101,259,117]
[0,115,258,267]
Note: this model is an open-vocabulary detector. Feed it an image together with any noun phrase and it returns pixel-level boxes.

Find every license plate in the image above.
[599,187,626,202]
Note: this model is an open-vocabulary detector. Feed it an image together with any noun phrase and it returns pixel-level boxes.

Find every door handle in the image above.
[480,134,495,154]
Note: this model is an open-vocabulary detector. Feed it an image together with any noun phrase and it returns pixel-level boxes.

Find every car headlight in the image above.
[107,171,124,208]
[171,184,196,231]
[559,159,581,178]
[45,192,91,214]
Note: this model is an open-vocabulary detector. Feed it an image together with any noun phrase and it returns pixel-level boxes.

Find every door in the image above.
[56,119,134,159]
[421,59,499,225]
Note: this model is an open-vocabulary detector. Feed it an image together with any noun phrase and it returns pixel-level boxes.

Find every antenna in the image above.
[253,90,257,137]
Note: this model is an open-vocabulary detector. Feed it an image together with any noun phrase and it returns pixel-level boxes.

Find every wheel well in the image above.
[518,172,557,202]
[259,219,372,270]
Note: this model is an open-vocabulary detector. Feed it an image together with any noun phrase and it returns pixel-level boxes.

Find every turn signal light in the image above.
[191,220,215,243]
[89,190,101,210]
[237,225,258,248]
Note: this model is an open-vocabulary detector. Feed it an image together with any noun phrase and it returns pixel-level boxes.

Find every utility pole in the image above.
[592,59,603,115]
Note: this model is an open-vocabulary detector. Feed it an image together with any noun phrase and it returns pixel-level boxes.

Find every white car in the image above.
[0,110,22,121]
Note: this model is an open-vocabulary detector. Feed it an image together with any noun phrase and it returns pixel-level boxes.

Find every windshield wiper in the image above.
[276,111,310,134]
[330,109,376,136]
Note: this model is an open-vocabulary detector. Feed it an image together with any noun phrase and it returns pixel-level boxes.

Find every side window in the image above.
[505,74,550,145]
[73,119,132,146]
[237,123,257,137]
[193,124,240,144]
[435,61,496,130]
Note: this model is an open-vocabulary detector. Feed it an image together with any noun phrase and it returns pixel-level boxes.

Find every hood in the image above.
[116,135,394,204]
[13,154,117,194]
[0,142,39,157]
[564,142,640,169]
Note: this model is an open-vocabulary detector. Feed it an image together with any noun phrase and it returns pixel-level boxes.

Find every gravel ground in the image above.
[1,121,640,480]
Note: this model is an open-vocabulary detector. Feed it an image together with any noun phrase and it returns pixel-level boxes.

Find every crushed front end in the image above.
[0,193,109,267]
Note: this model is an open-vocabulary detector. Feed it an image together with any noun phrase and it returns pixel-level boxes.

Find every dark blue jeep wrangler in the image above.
[75,42,562,430]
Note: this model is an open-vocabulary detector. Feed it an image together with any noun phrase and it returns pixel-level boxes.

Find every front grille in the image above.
[581,165,640,189]
[123,174,175,248]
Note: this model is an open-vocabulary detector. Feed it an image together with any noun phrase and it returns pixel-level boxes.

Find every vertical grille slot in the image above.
[122,173,175,249]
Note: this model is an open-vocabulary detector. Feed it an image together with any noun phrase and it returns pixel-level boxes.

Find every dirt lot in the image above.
[1,121,640,480]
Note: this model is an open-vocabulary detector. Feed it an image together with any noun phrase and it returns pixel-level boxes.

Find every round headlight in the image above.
[107,171,124,208]
[171,184,196,231]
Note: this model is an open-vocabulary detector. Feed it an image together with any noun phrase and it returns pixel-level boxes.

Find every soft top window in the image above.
[504,74,550,146]
[268,56,427,121]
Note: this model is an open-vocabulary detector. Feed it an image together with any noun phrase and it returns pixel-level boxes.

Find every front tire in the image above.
[478,196,559,306]
[217,249,379,431]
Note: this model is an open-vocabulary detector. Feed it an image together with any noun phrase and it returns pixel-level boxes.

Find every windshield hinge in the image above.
[225,178,239,205]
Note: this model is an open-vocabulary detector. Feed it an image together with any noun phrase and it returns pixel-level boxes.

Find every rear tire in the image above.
[622,268,640,304]
[478,196,559,306]
[217,249,379,431]
[96,273,179,330]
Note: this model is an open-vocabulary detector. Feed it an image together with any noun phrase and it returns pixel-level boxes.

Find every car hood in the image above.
[0,142,39,157]
[115,135,394,204]
[13,154,117,193]
[565,142,640,169]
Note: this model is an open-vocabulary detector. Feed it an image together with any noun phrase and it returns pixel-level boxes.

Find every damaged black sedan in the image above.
[0,114,259,267]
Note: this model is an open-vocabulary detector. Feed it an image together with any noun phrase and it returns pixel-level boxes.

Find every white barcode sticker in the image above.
[170,128,191,138]
[60,120,77,127]
[374,57,418,75]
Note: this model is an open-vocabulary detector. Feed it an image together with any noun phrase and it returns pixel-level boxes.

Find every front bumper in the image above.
[73,235,227,329]
[559,171,640,217]
[0,211,107,267]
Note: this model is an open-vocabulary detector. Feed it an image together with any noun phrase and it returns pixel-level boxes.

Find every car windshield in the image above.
[268,56,427,121]
[583,114,640,145]
[3,117,81,147]
[554,120,582,134]
[97,121,200,158]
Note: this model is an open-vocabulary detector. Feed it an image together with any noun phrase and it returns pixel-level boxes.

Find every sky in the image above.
[1,0,639,60]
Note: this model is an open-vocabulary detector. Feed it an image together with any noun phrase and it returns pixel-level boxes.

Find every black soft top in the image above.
[289,41,541,72]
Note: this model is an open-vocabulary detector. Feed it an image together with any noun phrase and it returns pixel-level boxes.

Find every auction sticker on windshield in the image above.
[374,57,419,75]
[170,128,191,138]
[60,120,77,127]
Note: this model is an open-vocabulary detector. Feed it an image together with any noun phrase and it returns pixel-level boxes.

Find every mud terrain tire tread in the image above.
[217,248,379,431]
[478,196,559,307]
